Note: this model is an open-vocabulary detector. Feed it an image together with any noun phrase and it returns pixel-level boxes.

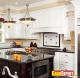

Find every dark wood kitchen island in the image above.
[0,54,54,78]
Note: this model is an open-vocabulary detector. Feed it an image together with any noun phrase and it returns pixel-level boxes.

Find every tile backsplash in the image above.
[0,42,11,48]
[0,34,71,50]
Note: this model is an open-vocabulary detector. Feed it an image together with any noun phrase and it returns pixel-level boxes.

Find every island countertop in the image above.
[0,54,54,64]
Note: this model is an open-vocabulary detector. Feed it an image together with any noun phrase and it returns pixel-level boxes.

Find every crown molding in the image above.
[0,1,72,15]
[66,11,74,17]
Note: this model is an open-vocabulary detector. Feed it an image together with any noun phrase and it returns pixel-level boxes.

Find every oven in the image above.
[32,59,49,78]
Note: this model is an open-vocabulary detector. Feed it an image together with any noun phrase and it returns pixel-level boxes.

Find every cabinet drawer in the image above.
[60,53,74,58]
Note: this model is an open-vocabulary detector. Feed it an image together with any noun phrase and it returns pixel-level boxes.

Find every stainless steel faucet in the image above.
[2,66,18,78]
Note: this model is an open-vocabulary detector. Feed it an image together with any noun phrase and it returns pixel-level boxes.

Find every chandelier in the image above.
[19,4,36,26]
[3,8,16,27]
[0,17,4,22]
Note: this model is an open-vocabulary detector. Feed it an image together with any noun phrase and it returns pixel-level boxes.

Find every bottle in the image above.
[33,43,37,47]
[30,42,34,47]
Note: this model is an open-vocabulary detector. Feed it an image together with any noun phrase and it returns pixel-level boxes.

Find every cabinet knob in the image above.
[65,55,68,56]
[65,61,68,63]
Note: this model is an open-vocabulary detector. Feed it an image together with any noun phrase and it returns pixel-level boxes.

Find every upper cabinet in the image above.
[0,23,5,43]
[4,22,26,39]
[4,21,39,39]
[4,4,74,39]
[64,11,75,40]
[31,6,68,34]
[4,13,39,39]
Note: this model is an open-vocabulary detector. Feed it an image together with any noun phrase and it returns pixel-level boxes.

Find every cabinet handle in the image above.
[60,64,64,66]
[65,55,68,56]
[65,62,68,63]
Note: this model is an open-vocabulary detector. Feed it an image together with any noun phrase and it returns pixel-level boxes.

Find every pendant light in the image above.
[3,8,16,27]
[0,17,4,29]
[19,4,36,26]
[0,17,4,22]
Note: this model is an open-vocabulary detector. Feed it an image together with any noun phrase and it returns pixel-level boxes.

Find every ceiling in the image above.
[0,0,43,7]
[0,0,71,15]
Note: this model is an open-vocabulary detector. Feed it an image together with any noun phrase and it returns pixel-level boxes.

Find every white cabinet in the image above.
[64,13,75,40]
[4,24,14,39]
[0,23,5,43]
[31,6,68,34]
[4,6,69,39]
[54,52,74,70]
[4,22,39,39]
[25,27,40,39]
[54,52,60,70]
[13,22,26,39]
[59,52,74,70]
[4,13,39,39]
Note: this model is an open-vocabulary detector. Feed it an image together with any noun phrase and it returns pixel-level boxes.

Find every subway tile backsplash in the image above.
[0,34,71,51]
[0,42,11,48]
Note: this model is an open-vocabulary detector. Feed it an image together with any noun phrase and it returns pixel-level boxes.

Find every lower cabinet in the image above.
[0,58,53,78]
[0,59,9,78]
[54,52,74,78]
[0,59,32,78]
[54,52,74,70]
[49,58,53,78]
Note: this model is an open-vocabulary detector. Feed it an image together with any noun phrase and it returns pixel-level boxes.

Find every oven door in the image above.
[32,60,49,78]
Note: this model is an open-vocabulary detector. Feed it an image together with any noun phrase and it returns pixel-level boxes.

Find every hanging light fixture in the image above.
[3,8,16,27]
[0,17,4,22]
[19,4,36,26]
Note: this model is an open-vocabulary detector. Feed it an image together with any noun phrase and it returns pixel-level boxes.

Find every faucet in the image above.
[2,66,18,78]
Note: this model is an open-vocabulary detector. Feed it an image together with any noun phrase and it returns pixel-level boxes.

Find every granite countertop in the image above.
[0,46,75,53]
[0,54,54,64]
[56,49,75,53]
[37,47,75,53]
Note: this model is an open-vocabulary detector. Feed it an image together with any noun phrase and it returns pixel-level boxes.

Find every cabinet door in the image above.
[31,6,68,34]
[4,21,26,39]
[54,52,74,70]
[25,27,39,39]
[0,59,9,78]
[0,23,5,43]
[8,61,22,78]
[54,52,60,70]
[25,63,32,78]
[4,24,14,39]
[59,52,74,70]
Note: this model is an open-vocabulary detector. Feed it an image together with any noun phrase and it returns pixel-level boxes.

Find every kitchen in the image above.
[0,0,75,78]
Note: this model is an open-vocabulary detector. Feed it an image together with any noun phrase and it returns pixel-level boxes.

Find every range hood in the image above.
[33,27,68,34]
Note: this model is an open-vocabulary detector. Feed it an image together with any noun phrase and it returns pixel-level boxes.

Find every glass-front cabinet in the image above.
[0,23,5,43]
